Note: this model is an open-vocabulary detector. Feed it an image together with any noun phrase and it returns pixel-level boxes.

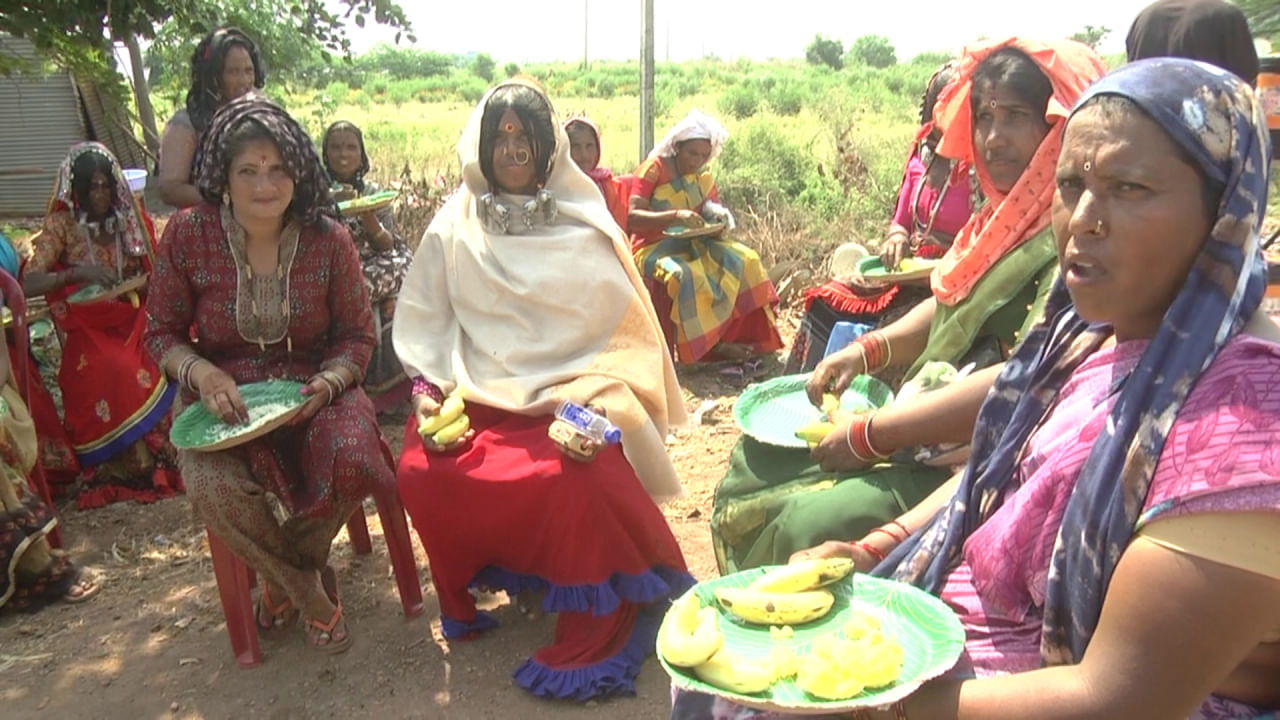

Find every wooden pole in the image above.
[639,0,655,161]
[583,0,589,70]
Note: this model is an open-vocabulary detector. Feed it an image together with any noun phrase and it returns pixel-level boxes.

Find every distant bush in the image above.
[847,35,897,69]
[472,53,496,81]
[717,117,810,208]
[505,62,521,78]
[768,84,804,116]
[456,76,489,104]
[805,34,844,70]
[717,85,761,120]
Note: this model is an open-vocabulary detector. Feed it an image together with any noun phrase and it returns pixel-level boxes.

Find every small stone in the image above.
[585,700,599,708]
[169,702,180,712]
[100,678,112,687]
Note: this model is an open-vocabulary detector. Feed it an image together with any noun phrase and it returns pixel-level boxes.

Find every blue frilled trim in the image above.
[470,564,694,617]
[440,611,499,640]
[512,602,665,700]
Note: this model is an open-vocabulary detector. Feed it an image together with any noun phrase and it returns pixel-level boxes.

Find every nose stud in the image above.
[1094,219,1104,234]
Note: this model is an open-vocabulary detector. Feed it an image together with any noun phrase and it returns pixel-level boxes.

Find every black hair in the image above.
[322,120,371,191]
[919,61,958,126]
[185,27,266,132]
[478,84,557,192]
[1075,94,1224,218]
[70,151,117,215]
[219,117,306,222]
[971,47,1054,119]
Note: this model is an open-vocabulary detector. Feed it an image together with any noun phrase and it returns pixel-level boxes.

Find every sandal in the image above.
[256,583,298,636]
[304,567,352,654]
[61,571,100,604]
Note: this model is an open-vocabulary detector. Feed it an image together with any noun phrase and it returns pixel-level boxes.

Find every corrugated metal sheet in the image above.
[77,79,150,171]
[0,36,84,217]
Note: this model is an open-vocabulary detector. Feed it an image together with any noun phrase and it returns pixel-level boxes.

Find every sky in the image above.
[340,0,1159,63]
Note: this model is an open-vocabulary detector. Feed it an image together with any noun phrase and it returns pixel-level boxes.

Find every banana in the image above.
[714,587,835,626]
[821,392,840,416]
[748,558,856,594]
[658,594,724,668]
[692,647,776,694]
[431,413,471,446]
[125,290,140,309]
[794,420,836,446]
[418,395,466,436]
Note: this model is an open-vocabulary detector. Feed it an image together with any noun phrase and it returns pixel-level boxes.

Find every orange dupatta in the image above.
[928,38,1108,306]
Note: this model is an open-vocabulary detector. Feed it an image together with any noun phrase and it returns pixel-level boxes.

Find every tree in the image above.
[847,35,897,69]
[505,62,521,78]
[472,52,496,82]
[1,0,413,157]
[1070,24,1111,49]
[1237,0,1280,35]
[805,34,844,70]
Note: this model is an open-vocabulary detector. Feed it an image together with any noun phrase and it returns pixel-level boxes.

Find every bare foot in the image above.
[62,575,100,604]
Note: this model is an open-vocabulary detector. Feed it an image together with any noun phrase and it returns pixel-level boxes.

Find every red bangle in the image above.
[867,526,904,544]
[851,540,886,562]
[888,520,909,539]
[854,331,892,373]
[847,413,889,462]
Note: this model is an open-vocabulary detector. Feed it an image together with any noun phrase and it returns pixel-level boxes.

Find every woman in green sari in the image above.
[711,38,1107,572]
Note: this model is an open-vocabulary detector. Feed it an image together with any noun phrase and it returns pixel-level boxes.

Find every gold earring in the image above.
[222,190,230,205]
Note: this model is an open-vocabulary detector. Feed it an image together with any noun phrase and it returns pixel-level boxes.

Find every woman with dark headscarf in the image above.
[1126,0,1259,84]
[23,142,179,509]
[322,120,412,313]
[394,80,692,700]
[677,57,1280,720]
[785,61,974,374]
[158,27,266,208]
[145,93,393,654]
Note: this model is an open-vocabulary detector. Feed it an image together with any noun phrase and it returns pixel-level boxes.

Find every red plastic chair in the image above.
[206,485,424,667]
[0,270,61,548]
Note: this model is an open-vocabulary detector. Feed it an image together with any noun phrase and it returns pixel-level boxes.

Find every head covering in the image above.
[192,92,334,227]
[321,120,372,191]
[877,58,1270,665]
[393,79,687,502]
[1127,0,1259,85]
[48,142,151,258]
[564,116,609,175]
[927,38,1107,306]
[646,109,728,166]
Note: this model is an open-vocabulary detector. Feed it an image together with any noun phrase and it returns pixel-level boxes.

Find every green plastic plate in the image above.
[733,374,893,448]
[337,190,398,213]
[67,283,106,303]
[660,569,965,714]
[169,379,308,451]
[856,256,939,282]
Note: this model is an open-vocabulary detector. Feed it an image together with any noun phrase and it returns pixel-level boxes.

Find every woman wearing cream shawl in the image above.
[393,79,693,701]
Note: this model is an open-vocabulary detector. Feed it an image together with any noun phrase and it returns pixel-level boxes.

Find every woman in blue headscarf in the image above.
[675,59,1280,720]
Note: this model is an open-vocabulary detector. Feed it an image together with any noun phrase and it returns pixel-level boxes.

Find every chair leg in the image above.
[372,489,425,619]
[206,529,262,668]
[346,507,373,555]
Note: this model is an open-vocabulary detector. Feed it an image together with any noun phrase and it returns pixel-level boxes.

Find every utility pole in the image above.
[582,0,589,69]
[640,0,655,161]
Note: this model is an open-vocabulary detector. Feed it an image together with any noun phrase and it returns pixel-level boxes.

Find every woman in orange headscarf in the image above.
[706,38,1107,576]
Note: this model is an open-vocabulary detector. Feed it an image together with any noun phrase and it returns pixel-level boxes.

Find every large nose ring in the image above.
[513,148,531,166]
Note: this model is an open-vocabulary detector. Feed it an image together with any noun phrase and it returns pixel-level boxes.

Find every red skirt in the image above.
[396,404,693,700]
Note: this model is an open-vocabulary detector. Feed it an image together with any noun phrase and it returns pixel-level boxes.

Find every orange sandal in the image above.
[304,599,353,654]
[256,584,298,636]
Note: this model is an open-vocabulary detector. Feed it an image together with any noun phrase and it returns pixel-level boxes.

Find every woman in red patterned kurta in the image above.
[144,94,392,654]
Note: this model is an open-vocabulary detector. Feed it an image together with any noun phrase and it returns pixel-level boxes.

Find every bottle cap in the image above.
[603,426,622,444]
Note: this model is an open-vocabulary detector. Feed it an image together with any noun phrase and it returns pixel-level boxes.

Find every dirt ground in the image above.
[0,312,801,720]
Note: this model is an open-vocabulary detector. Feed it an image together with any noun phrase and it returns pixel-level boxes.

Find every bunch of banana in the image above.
[418,395,470,446]
[714,558,854,627]
[795,611,905,700]
[658,592,724,668]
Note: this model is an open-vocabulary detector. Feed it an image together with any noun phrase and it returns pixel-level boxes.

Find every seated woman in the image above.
[628,110,783,363]
[158,27,264,209]
[710,39,1106,572]
[680,57,1280,720]
[0,265,98,613]
[22,142,179,509]
[564,116,631,230]
[144,94,392,654]
[786,62,973,374]
[1127,0,1259,84]
[393,80,693,700]
[321,120,412,317]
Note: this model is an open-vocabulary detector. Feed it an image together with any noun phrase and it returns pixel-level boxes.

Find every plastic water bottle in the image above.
[554,401,622,444]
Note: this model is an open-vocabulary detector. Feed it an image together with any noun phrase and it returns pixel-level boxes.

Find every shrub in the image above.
[847,35,897,69]
[768,84,804,116]
[456,76,489,104]
[717,117,810,208]
[805,35,844,70]
[472,53,496,81]
[505,62,521,78]
[717,85,760,120]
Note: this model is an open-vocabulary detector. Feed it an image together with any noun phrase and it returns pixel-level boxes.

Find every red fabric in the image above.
[803,281,902,317]
[396,404,688,666]
[7,344,78,488]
